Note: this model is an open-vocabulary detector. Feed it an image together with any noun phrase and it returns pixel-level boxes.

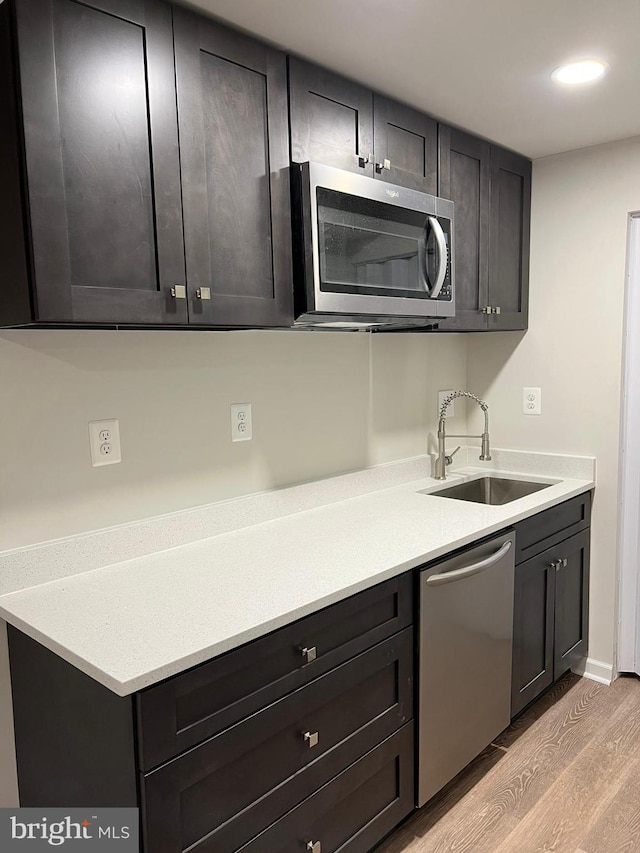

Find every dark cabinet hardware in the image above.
[375,158,391,173]
[358,153,372,167]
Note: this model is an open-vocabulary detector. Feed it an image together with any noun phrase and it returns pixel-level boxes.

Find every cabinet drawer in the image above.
[240,724,414,853]
[142,630,413,853]
[515,492,591,564]
[137,573,412,769]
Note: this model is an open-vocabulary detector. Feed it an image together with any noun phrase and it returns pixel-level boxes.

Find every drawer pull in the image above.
[304,730,319,748]
[307,842,321,853]
[301,646,317,664]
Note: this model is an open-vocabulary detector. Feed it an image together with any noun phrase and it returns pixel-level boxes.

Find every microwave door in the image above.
[424,216,448,299]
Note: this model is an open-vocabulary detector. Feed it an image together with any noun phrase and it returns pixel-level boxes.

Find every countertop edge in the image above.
[0,476,594,696]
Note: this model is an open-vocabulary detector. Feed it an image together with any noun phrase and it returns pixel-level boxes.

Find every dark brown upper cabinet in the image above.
[0,0,292,329]
[488,145,531,330]
[288,58,437,194]
[288,57,375,177]
[372,95,437,194]
[437,125,531,332]
[173,9,292,328]
[437,127,491,331]
[6,0,188,326]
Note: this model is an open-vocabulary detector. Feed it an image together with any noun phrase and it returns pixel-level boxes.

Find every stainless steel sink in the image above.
[425,476,552,505]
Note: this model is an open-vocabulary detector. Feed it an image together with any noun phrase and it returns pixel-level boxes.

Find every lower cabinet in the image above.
[238,725,414,853]
[9,574,414,853]
[7,495,594,851]
[142,630,413,852]
[511,494,591,717]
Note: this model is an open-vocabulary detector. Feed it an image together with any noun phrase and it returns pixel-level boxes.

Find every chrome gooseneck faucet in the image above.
[435,391,491,480]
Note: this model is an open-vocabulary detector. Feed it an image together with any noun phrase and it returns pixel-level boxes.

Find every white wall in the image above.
[467,135,640,671]
[0,328,468,805]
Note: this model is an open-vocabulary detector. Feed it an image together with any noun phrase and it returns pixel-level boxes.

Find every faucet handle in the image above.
[445,446,461,466]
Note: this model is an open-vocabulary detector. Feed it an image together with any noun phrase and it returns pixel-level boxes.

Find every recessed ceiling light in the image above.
[552,59,608,85]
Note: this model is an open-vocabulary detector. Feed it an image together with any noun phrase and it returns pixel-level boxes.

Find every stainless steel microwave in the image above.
[291,162,455,330]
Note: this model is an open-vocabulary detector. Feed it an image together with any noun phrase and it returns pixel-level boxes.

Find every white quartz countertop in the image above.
[0,453,595,696]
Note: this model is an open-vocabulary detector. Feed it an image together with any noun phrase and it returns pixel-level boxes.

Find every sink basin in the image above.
[425,476,552,505]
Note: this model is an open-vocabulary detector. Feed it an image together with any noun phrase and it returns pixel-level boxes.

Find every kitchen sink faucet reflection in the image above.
[435,391,491,480]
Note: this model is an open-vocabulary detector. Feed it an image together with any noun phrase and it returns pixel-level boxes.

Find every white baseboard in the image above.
[571,656,614,685]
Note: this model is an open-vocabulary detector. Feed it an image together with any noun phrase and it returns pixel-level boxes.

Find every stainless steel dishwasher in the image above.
[418,530,515,806]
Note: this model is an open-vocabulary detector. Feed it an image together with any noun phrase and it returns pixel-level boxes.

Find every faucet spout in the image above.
[434,391,491,480]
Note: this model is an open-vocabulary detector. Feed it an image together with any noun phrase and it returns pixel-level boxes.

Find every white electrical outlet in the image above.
[438,390,456,417]
[89,418,121,466]
[523,387,542,415]
[231,403,252,442]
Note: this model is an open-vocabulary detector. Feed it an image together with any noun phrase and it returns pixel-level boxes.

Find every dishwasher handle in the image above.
[425,539,513,586]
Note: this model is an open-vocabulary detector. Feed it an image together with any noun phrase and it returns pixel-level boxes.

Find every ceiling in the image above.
[186,0,640,159]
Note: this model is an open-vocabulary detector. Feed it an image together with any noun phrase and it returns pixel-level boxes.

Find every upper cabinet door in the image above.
[288,57,374,176]
[174,10,292,327]
[437,125,491,331]
[372,96,437,194]
[488,146,531,331]
[15,0,187,325]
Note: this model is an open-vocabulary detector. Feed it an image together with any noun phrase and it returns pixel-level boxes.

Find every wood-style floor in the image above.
[380,673,640,853]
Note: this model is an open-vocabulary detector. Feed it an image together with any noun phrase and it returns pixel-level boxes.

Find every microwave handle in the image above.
[426,216,448,299]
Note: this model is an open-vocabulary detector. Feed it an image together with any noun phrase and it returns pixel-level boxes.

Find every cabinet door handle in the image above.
[494,306,502,315]
[358,152,372,168]
[562,558,568,567]
[196,287,211,300]
[301,646,317,664]
[304,730,319,748]
[551,559,561,572]
[375,158,391,173]
[482,306,492,314]
[170,285,186,299]
[307,842,321,853]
